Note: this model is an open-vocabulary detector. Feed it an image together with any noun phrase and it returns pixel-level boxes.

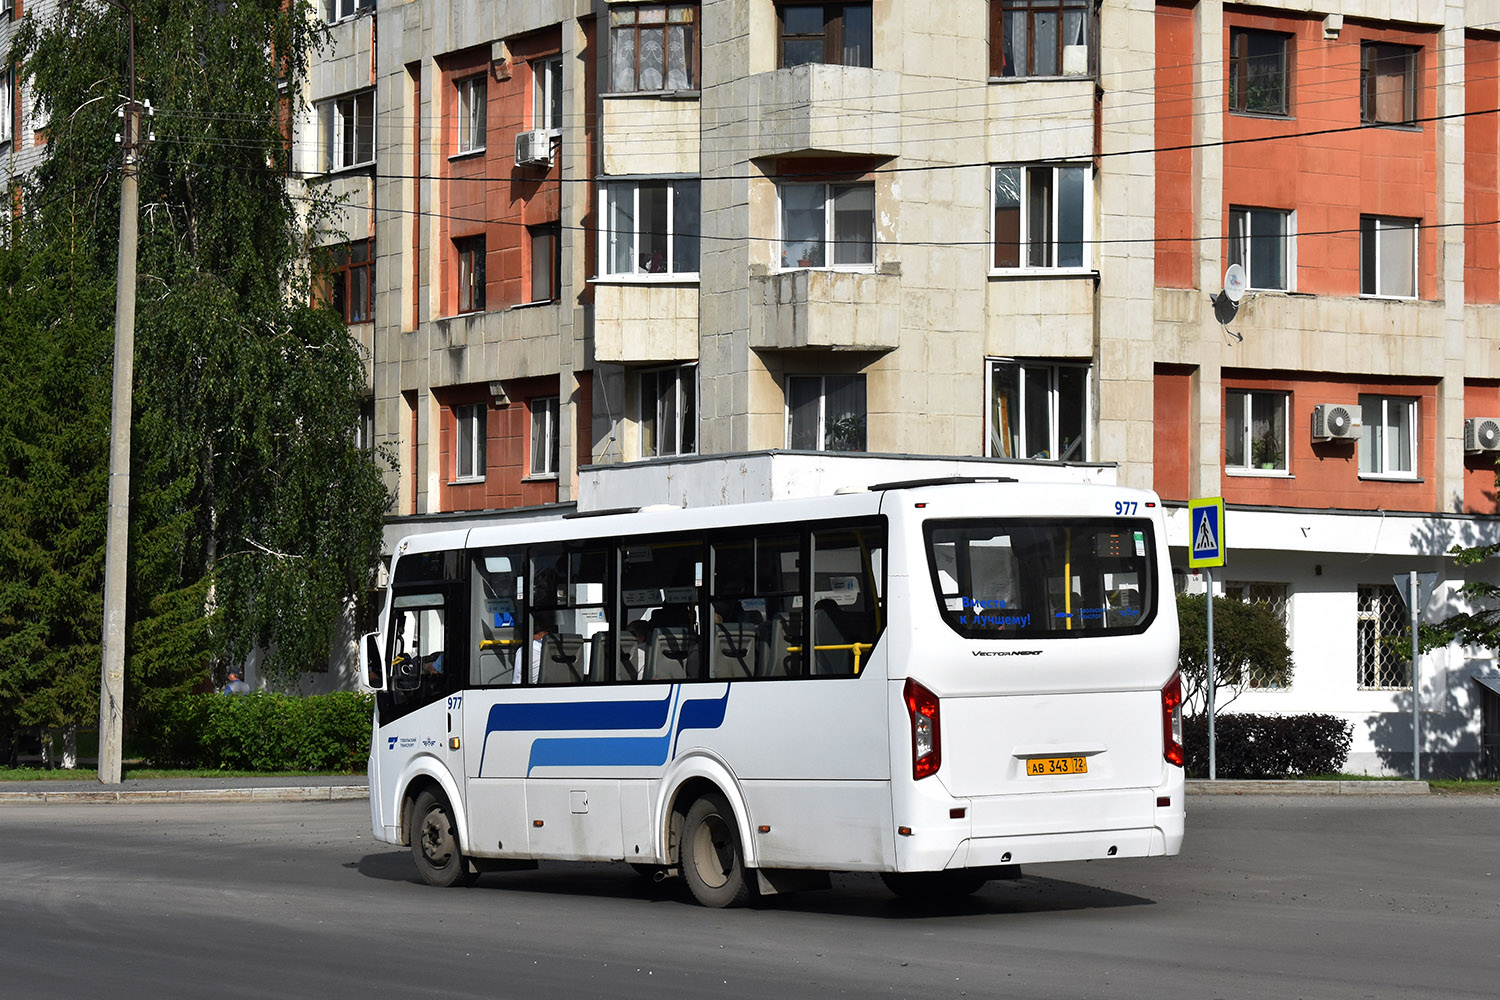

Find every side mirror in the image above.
[360,631,387,692]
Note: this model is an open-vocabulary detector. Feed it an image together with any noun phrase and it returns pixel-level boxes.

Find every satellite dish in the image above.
[1223,263,1246,304]
[1213,264,1246,333]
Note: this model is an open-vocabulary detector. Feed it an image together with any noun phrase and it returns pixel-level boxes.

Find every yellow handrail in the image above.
[783,642,876,674]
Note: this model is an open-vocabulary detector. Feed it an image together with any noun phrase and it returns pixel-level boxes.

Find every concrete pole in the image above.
[98,18,139,786]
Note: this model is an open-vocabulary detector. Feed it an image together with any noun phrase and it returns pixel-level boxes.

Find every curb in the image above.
[1188,779,1429,796]
[0,785,368,805]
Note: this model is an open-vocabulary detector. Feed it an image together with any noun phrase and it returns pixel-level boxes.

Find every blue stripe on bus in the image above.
[527,735,673,774]
[672,686,730,757]
[483,687,675,734]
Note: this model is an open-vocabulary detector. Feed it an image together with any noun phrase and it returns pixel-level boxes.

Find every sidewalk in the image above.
[0,775,1429,804]
[0,774,367,804]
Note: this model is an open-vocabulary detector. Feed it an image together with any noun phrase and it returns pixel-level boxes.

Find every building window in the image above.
[777,3,872,68]
[455,236,486,313]
[991,0,1093,78]
[454,403,487,481]
[1228,207,1293,291]
[1225,389,1288,473]
[1359,395,1416,478]
[993,164,1090,270]
[779,182,873,269]
[324,239,374,324]
[601,179,700,275]
[324,0,374,23]
[455,75,486,154]
[1360,216,1417,299]
[788,374,866,451]
[356,398,376,453]
[987,359,1088,461]
[640,364,697,458]
[610,5,699,92]
[534,56,563,133]
[530,396,560,476]
[1357,584,1409,690]
[1228,29,1289,116]
[529,223,560,302]
[1224,582,1291,688]
[0,69,13,145]
[319,89,374,171]
[1361,43,1417,126]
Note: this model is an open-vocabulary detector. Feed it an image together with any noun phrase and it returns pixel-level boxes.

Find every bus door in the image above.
[381,583,466,800]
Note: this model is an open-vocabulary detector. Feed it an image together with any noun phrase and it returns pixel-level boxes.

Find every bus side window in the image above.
[472,550,521,686]
[527,544,611,685]
[809,526,884,676]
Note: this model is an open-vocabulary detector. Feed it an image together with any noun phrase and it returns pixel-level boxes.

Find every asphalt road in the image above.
[0,795,1495,999]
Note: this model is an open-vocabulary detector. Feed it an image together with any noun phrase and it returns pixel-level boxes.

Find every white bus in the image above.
[360,477,1184,906]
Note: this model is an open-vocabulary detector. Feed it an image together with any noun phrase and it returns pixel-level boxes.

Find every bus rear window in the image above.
[926,520,1155,638]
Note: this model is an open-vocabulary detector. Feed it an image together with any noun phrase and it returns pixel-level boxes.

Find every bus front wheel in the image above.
[410,789,478,887]
[680,793,752,908]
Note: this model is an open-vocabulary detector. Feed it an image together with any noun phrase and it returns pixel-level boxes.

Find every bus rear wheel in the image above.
[410,789,478,887]
[680,793,752,908]
[880,870,987,902]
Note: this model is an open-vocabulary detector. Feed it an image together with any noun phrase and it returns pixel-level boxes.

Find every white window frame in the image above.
[777,182,875,271]
[0,69,12,145]
[455,75,486,155]
[324,0,374,24]
[1228,207,1294,292]
[639,364,697,458]
[1360,215,1418,299]
[991,164,1093,273]
[1224,388,1290,475]
[599,178,701,278]
[533,56,564,135]
[454,403,486,482]
[986,359,1090,462]
[786,373,867,452]
[1358,394,1417,479]
[321,89,375,172]
[530,396,560,477]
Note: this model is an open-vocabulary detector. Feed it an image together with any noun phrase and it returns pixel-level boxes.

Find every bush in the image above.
[135,691,373,772]
[1184,712,1353,779]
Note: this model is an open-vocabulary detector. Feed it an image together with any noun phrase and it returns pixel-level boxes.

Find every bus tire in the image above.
[410,789,478,888]
[680,793,752,908]
[880,870,987,902]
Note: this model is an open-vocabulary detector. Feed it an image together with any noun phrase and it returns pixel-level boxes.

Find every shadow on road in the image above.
[348,853,1154,918]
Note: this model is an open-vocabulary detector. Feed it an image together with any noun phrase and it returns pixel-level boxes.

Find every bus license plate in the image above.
[1026,755,1087,776]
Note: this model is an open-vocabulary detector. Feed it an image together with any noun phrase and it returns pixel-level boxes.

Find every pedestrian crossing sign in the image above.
[1188,497,1225,568]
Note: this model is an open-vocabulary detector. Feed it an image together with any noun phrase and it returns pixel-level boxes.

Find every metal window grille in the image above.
[1226,582,1290,688]
[1356,584,1410,690]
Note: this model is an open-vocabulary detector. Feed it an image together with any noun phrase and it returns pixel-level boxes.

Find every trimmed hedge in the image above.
[1184,712,1353,779]
[137,691,373,772]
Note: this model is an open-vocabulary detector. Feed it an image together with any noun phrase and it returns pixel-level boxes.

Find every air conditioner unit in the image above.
[514,129,552,167]
[1311,403,1361,441]
[1465,417,1500,453]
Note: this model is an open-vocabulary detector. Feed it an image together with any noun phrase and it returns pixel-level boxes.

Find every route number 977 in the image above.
[1114,501,1138,516]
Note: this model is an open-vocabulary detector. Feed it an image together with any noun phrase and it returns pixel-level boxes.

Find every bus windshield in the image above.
[926,519,1156,638]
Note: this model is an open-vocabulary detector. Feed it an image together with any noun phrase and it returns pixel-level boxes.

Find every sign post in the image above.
[1393,570,1438,781]
[1189,498,1226,780]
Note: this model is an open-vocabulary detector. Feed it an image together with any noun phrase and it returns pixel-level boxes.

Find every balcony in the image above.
[594,282,700,362]
[746,64,902,158]
[748,268,899,351]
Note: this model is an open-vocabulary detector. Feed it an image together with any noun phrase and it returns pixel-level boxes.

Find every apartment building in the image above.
[293,0,1500,775]
[1,0,54,190]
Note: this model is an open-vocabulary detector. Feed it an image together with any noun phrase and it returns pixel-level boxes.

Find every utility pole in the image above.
[98,13,139,785]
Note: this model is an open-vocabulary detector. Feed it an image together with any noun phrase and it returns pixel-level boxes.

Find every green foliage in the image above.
[0,0,391,755]
[1176,593,1293,716]
[137,691,372,772]
[1421,541,1500,653]
[1183,712,1354,779]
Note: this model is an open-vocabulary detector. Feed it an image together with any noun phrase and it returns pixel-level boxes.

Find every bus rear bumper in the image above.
[947,826,1173,869]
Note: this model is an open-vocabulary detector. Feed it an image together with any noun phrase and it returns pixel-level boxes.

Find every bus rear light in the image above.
[904,678,942,780]
[1162,672,1185,767]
